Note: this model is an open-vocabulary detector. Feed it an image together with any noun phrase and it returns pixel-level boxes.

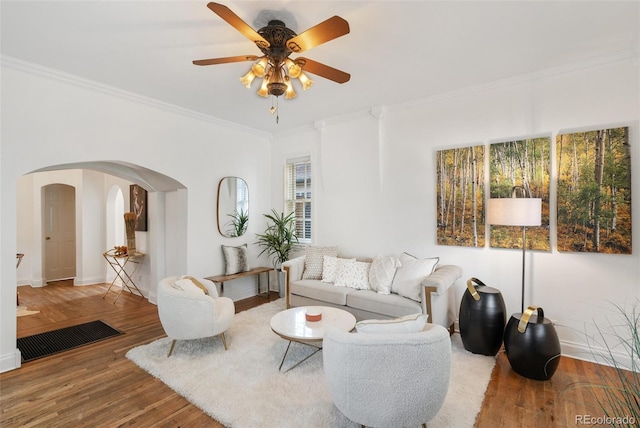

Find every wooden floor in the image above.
[1,282,627,427]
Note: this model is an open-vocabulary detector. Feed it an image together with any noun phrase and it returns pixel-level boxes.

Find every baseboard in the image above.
[74,276,107,286]
[0,349,21,373]
[453,318,633,370]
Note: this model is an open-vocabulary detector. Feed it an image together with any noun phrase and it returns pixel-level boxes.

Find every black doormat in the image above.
[17,320,123,363]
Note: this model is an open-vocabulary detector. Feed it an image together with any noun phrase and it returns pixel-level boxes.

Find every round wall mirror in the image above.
[217,177,249,237]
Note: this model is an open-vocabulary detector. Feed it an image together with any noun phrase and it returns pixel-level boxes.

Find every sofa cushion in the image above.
[369,255,401,294]
[290,279,353,306]
[346,289,423,319]
[355,313,427,334]
[302,246,338,279]
[392,253,439,302]
[322,256,355,283]
[334,259,371,289]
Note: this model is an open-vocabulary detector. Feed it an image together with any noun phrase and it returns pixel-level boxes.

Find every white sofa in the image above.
[282,253,462,329]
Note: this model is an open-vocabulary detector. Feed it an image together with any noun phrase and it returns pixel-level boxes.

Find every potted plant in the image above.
[255,209,298,296]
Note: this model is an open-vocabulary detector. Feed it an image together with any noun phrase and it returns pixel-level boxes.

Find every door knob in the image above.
[45,236,51,240]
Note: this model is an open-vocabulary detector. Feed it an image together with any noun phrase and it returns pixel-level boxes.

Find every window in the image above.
[285,157,312,242]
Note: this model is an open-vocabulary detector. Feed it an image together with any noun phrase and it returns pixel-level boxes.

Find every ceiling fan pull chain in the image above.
[276,97,280,124]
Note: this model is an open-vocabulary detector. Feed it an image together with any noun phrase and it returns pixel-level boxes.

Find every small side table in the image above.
[103,249,145,303]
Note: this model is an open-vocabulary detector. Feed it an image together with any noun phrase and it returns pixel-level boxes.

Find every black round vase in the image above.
[459,278,506,356]
[504,306,561,381]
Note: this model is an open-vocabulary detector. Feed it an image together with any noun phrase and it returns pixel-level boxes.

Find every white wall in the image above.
[271,59,640,364]
[1,63,272,372]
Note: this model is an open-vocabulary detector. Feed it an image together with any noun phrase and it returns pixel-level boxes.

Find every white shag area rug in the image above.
[126,299,496,428]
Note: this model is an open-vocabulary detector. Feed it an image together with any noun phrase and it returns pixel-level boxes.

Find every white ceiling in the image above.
[2,1,639,135]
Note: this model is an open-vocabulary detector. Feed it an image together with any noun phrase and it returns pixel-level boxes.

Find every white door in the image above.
[43,184,76,282]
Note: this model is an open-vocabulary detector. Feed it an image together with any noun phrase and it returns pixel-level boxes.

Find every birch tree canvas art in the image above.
[436,145,485,247]
[489,137,551,251]
[556,127,631,254]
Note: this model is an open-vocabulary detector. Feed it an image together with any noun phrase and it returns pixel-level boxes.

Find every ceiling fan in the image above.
[193,2,351,107]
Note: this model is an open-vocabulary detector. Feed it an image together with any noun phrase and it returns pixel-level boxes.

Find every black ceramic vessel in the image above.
[459,277,506,356]
[503,306,561,381]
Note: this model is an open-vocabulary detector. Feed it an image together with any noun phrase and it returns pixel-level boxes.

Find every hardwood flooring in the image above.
[1,282,630,427]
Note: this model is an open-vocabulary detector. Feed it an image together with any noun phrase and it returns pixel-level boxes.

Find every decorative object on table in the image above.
[124,212,137,254]
[255,209,298,297]
[114,245,128,256]
[486,185,542,313]
[157,276,235,357]
[459,277,506,356]
[503,306,561,380]
[305,309,322,322]
[129,184,148,231]
[556,127,631,254]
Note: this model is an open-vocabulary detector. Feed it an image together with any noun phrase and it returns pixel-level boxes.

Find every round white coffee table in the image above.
[270,306,356,372]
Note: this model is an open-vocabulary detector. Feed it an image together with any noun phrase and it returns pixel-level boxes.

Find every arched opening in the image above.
[16,161,188,306]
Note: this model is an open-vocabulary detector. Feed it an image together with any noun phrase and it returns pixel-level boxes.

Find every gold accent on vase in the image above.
[518,306,544,333]
[466,277,481,301]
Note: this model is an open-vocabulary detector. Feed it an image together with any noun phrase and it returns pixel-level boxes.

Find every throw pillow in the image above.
[369,255,402,294]
[322,256,355,283]
[355,313,428,334]
[391,253,439,302]
[173,278,207,296]
[302,246,338,279]
[221,244,251,275]
[182,275,209,295]
[334,259,371,289]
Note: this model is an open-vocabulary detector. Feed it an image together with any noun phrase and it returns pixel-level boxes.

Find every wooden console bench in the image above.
[206,267,273,298]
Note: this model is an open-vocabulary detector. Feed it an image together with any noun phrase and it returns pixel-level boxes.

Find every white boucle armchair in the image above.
[157,276,235,357]
[323,324,452,428]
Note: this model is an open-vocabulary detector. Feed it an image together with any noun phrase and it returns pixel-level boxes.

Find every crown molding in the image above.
[0,55,272,139]
[386,48,640,113]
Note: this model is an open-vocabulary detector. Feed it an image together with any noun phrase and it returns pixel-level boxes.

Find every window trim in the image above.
[284,156,312,245]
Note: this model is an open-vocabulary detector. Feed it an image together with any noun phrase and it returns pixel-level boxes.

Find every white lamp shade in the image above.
[487,198,542,226]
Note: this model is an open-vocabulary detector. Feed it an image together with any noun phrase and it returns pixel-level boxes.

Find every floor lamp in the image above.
[487,187,542,313]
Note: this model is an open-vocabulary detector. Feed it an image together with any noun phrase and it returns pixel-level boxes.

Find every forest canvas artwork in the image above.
[489,137,551,251]
[556,127,631,254]
[436,145,485,247]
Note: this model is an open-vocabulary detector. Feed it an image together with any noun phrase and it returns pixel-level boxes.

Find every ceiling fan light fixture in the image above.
[284,76,297,99]
[239,70,256,88]
[298,72,314,90]
[285,58,302,79]
[257,78,270,97]
[251,57,268,77]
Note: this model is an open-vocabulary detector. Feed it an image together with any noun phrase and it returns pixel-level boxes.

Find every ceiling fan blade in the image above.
[207,2,270,49]
[295,57,350,84]
[286,16,350,53]
[193,55,259,66]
